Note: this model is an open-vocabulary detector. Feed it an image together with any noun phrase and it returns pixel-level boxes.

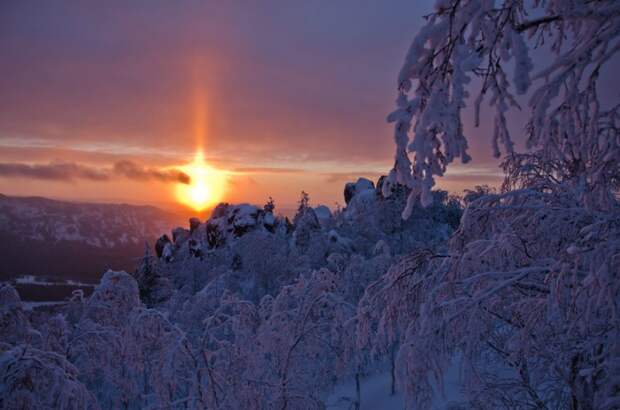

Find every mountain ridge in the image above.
[0,193,187,282]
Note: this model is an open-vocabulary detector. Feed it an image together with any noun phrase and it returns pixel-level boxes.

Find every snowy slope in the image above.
[0,194,185,282]
[0,194,181,248]
[327,360,464,410]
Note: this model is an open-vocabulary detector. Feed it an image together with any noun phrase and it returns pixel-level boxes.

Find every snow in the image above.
[354,178,374,193]
[13,275,40,284]
[233,204,260,228]
[328,229,353,250]
[263,212,275,226]
[0,284,22,310]
[314,205,332,226]
[12,275,95,287]
[327,372,403,410]
[22,301,67,311]
[327,363,463,410]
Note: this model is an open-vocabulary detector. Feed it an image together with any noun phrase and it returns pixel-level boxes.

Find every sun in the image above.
[176,152,227,212]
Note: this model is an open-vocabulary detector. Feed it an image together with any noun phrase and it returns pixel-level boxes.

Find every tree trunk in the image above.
[354,372,361,410]
[390,346,396,396]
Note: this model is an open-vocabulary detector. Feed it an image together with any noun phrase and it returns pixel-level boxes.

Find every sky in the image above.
[1,0,513,214]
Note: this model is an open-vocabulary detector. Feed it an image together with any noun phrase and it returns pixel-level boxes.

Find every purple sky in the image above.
[0,1,537,210]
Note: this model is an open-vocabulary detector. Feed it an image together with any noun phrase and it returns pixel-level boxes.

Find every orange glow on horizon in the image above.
[175,152,227,211]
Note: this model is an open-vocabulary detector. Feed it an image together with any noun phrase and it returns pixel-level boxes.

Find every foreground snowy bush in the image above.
[361,0,620,407]
[69,271,206,409]
[0,345,98,410]
[360,190,619,408]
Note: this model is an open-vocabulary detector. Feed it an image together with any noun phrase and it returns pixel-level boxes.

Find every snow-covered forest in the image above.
[1,1,618,409]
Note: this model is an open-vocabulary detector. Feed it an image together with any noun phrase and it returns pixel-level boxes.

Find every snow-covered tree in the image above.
[201,292,262,409]
[69,270,205,409]
[369,2,620,406]
[125,308,207,409]
[337,183,459,256]
[356,249,442,400]
[42,314,70,355]
[0,345,98,410]
[200,269,355,409]
[292,192,329,266]
[264,196,276,214]
[68,271,143,408]
[0,284,42,348]
[253,268,355,409]
[362,189,619,408]
[134,242,171,307]
[387,0,619,216]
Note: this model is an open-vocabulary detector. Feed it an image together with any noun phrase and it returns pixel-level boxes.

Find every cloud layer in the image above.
[113,160,190,184]
[0,161,190,184]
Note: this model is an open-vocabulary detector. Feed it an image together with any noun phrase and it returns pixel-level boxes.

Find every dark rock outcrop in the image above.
[189,217,201,234]
[155,234,172,258]
[344,178,375,204]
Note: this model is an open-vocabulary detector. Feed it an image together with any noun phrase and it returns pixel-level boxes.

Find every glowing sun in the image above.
[176,152,227,211]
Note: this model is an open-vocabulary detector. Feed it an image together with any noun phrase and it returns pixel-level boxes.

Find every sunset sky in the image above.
[1,1,526,214]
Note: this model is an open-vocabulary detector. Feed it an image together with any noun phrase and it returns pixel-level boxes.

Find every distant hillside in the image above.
[0,194,186,282]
